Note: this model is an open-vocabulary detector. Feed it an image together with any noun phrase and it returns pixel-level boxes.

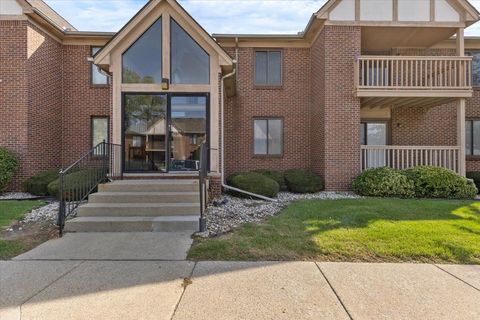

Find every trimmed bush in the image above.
[228,172,280,198]
[466,172,480,193]
[403,166,477,199]
[48,168,103,200]
[353,167,415,198]
[284,169,324,193]
[253,170,286,189]
[24,169,59,196]
[0,148,18,193]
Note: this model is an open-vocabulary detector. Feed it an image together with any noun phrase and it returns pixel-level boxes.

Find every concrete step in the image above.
[64,216,199,232]
[89,192,199,204]
[99,180,198,193]
[77,203,200,217]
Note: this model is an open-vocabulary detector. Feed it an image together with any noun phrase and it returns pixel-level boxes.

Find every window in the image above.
[466,120,480,156]
[466,51,480,86]
[253,118,283,155]
[91,47,108,85]
[171,19,209,84]
[122,18,162,84]
[360,122,388,145]
[92,117,109,155]
[255,50,282,86]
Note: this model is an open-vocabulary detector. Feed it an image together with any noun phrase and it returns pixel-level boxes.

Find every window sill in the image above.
[90,84,110,88]
[252,154,283,159]
[466,156,480,160]
[253,85,283,90]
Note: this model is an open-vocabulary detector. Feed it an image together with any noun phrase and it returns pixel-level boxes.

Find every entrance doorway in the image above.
[123,93,208,172]
[360,121,389,168]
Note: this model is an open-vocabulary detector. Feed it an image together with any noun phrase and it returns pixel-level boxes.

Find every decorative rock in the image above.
[22,201,59,223]
[205,191,360,236]
[0,192,40,200]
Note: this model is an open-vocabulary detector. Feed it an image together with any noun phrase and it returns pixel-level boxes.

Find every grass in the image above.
[0,200,46,259]
[188,198,480,264]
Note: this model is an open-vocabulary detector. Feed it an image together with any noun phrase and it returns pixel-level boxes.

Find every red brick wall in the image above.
[26,23,63,177]
[61,45,112,165]
[391,103,457,146]
[223,47,311,176]
[310,29,326,178]
[0,21,29,190]
[321,26,362,190]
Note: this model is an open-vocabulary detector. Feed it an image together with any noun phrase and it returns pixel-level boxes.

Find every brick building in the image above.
[2,0,480,193]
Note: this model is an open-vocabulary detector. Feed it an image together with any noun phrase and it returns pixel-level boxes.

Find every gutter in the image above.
[220,43,275,202]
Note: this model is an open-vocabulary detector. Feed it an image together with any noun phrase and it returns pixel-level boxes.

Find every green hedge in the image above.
[227,172,280,198]
[24,170,59,196]
[466,172,480,193]
[404,166,477,199]
[48,168,103,200]
[253,170,286,189]
[0,148,18,193]
[284,169,324,193]
[353,167,415,198]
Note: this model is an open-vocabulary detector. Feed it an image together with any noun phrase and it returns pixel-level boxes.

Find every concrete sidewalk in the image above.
[1,260,479,320]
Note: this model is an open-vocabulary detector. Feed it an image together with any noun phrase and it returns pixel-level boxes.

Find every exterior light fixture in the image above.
[161,78,169,90]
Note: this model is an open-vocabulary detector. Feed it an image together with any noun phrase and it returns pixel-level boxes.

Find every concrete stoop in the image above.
[64,180,200,233]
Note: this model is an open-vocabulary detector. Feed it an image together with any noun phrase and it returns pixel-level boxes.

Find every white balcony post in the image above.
[457,99,466,176]
[456,28,466,177]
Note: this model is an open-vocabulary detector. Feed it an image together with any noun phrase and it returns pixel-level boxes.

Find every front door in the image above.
[361,121,388,168]
[123,93,208,172]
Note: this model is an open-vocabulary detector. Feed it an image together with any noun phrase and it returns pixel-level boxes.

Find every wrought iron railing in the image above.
[57,141,122,235]
[198,142,208,232]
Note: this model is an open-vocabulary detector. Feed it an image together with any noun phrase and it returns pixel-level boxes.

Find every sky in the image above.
[45,0,480,36]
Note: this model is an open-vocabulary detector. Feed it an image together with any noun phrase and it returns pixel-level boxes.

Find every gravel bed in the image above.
[202,191,360,237]
[0,192,42,200]
[5,201,59,232]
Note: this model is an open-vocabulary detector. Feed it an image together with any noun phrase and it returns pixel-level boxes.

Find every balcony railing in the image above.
[355,56,472,93]
[361,145,461,174]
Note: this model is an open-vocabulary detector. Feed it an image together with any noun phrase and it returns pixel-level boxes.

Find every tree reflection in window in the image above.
[171,19,209,84]
[122,18,162,84]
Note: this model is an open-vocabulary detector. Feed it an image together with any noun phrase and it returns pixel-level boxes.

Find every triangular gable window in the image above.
[170,19,210,84]
[122,18,162,84]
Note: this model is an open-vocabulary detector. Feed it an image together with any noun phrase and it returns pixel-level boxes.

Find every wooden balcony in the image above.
[361,145,461,174]
[355,56,473,108]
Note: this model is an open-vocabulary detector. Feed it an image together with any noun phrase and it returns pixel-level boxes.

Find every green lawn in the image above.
[0,200,46,259]
[188,199,480,264]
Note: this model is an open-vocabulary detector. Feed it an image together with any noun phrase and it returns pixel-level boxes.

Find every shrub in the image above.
[466,172,480,193]
[403,166,477,199]
[24,169,59,196]
[353,167,415,198]
[0,148,18,193]
[227,172,280,198]
[253,170,286,189]
[48,168,103,200]
[284,169,324,193]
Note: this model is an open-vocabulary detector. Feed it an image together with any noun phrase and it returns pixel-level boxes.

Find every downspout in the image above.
[220,39,275,202]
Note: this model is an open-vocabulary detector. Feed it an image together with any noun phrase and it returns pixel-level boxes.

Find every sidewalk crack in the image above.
[434,264,480,292]
[170,261,197,320]
[315,263,354,320]
[19,260,86,317]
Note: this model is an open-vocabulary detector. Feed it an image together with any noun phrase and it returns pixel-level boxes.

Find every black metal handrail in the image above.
[198,142,208,232]
[57,141,122,236]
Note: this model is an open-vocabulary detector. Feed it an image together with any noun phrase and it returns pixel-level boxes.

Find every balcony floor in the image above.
[359,96,464,109]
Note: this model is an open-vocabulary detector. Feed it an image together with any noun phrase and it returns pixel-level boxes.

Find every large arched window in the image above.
[122,18,162,84]
[170,19,209,84]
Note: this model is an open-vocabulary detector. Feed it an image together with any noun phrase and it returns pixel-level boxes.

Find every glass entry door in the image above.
[169,95,207,171]
[123,93,207,172]
[360,122,388,168]
[124,94,168,172]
